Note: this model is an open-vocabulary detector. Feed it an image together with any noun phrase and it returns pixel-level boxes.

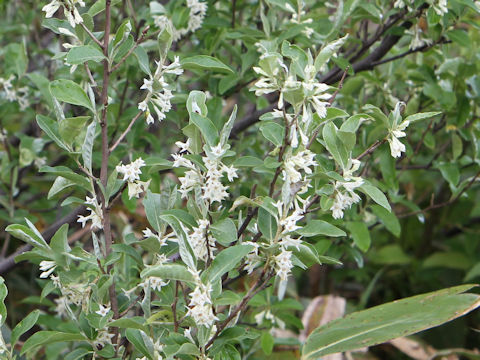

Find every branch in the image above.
[398,170,480,218]
[205,270,274,350]
[109,111,143,153]
[80,22,104,49]
[110,26,150,74]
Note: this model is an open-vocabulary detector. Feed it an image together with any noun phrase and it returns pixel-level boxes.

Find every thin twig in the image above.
[109,111,143,153]
[110,26,150,74]
[205,270,274,349]
[80,22,104,49]
[398,170,480,218]
[356,139,387,160]
[172,281,179,332]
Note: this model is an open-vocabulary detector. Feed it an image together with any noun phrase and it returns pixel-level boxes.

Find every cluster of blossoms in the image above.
[153,0,208,41]
[187,219,216,261]
[138,56,183,124]
[0,75,29,110]
[142,228,174,248]
[77,195,104,229]
[172,139,238,205]
[42,0,85,28]
[252,41,335,126]
[116,157,150,199]
[187,269,218,327]
[284,1,315,38]
[283,149,317,186]
[330,160,364,219]
[394,0,448,16]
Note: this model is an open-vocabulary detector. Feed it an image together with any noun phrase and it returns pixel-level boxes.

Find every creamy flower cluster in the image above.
[283,149,317,186]
[188,219,216,262]
[388,103,410,158]
[139,57,182,124]
[77,196,104,229]
[187,269,218,327]
[394,0,448,16]
[42,0,85,28]
[0,75,29,110]
[153,0,208,41]
[330,160,364,219]
[116,157,150,199]
[172,141,238,205]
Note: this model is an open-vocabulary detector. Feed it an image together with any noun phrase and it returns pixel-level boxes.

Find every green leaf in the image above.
[82,120,97,173]
[181,55,234,74]
[48,176,76,199]
[203,245,254,283]
[133,46,151,75]
[66,45,105,65]
[404,111,441,123]
[323,122,348,169]
[0,277,7,325]
[160,214,196,270]
[11,310,40,345]
[261,331,274,355]
[141,264,195,283]
[6,224,49,249]
[210,218,237,246]
[143,191,164,233]
[109,317,147,332]
[258,207,278,240]
[126,329,152,359]
[359,184,391,211]
[59,116,90,147]
[190,113,219,146]
[21,331,86,355]
[28,73,54,108]
[39,166,91,191]
[36,115,70,152]
[259,121,284,147]
[50,79,94,112]
[345,222,371,252]
[437,163,460,187]
[233,156,263,167]
[302,285,480,360]
[370,205,401,237]
[296,220,346,237]
[5,43,28,76]
[314,35,348,72]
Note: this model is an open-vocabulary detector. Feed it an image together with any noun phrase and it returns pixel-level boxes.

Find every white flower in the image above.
[140,78,154,93]
[94,328,115,348]
[96,304,111,317]
[39,260,56,278]
[138,100,148,112]
[433,0,448,16]
[209,144,226,158]
[275,249,293,281]
[188,219,216,261]
[148,277,169,292]
[388,120,409,158]
[42,0,61,18]
[223,165,238,182]
[77,196,103,229]
[163,56,183,75]
[330,178,364,219]
[116,158,145,182]
[128,180,150,199]
[175,139,191,153]
[187,274,218,327]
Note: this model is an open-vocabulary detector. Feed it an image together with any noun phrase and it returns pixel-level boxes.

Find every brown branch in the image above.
[205,270,274,350]
[110,26,150,74]
[172,281,179,332]
[398,170,480,219]
[80,22,104,49]
[356,139,387,160]
[109,111,143,153]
